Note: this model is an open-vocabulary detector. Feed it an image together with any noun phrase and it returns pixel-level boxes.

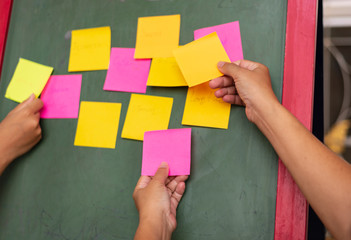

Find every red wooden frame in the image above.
[0,0,317,238]
[275,0,318,239]
[0,0,12,77]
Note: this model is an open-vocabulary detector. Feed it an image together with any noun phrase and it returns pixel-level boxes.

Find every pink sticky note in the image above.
[142,128,191,176]
[40,75,82,118]
[194,21,243,62]
[103,48,151,93]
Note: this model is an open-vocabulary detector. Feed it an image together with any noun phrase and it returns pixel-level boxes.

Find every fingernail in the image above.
[27,94,35,102]
[217,61,225,68]
[159,162,168,168]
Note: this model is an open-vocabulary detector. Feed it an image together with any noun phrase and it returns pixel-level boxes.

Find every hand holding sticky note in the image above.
[173,32,230,87]
[142,128,191,176]
[5,58,53,103]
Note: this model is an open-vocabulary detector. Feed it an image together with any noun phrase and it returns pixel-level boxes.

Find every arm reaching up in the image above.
[210,60,351,240]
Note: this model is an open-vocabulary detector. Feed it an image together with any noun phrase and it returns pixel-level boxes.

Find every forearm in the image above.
[134,216,172,240]
[255,100,351,239]
[0,138,14,175]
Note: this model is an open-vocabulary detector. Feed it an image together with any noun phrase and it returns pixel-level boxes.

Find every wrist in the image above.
[0,148,13,175]
[0,132,14,175]
[0,130,15,167]
[252,98,285,142]
[251,96,280,125]
[137,214,172,240]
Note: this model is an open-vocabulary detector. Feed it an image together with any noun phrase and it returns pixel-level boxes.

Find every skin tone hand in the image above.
[210,60,351,240]
[133,162,188,240]
[0,94,43,175]
[209,60,278,124]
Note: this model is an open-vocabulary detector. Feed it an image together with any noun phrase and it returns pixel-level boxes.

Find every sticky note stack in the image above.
[4,14,244,176]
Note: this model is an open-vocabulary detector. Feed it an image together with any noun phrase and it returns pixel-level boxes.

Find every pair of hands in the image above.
[133,60,278,239]
[0,94,43,174]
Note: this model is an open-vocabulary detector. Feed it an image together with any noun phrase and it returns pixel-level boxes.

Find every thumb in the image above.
[14,94,35,111]
[217,61,245,79]
[152,162,169,184]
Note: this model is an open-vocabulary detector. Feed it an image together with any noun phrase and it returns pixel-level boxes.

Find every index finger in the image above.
[234,59,261,71]
[166,175,188,193]
[209,76,234,89]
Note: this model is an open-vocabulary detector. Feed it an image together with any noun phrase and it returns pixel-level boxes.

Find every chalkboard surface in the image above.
[0,0,287,239]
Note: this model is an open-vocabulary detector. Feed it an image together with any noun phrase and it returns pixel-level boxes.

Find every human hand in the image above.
[209,60,279,124]
[0,94,43,174]
[133,162,188,240]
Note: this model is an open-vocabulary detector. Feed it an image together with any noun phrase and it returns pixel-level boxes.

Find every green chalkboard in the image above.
[0,0,287,239]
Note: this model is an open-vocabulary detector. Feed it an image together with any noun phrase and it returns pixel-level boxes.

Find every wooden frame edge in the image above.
[0,0,13,79]
[275,0,318,239]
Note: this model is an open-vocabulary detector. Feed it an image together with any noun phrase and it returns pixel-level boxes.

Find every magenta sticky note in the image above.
[142,128,191,176]
[194,21,243,62]
[40,75,82,119]
[103,48,151,93]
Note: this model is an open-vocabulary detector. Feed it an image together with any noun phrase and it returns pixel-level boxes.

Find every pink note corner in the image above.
[194,21,243,62]
[142,128,192,176]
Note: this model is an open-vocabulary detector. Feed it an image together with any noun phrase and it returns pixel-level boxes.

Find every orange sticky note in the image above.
[147,57,187,87]
[173,32,230,87]
[134,15,180,58]
[121,94,173,141]
[74,101,122,149]
[182,82,231,129]
[68,26,111,72]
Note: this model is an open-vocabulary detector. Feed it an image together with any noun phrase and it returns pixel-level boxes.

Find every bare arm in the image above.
[210,60,351,240]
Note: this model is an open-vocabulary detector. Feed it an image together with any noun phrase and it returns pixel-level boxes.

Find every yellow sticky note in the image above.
[173,32,230,87]
[68,26,111,72]
[147,57,187,87]
[5,58,53,103]
[182,83,231,129]
[134,15,180,58]
[74,101,122,149]
[122,94,173,141]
